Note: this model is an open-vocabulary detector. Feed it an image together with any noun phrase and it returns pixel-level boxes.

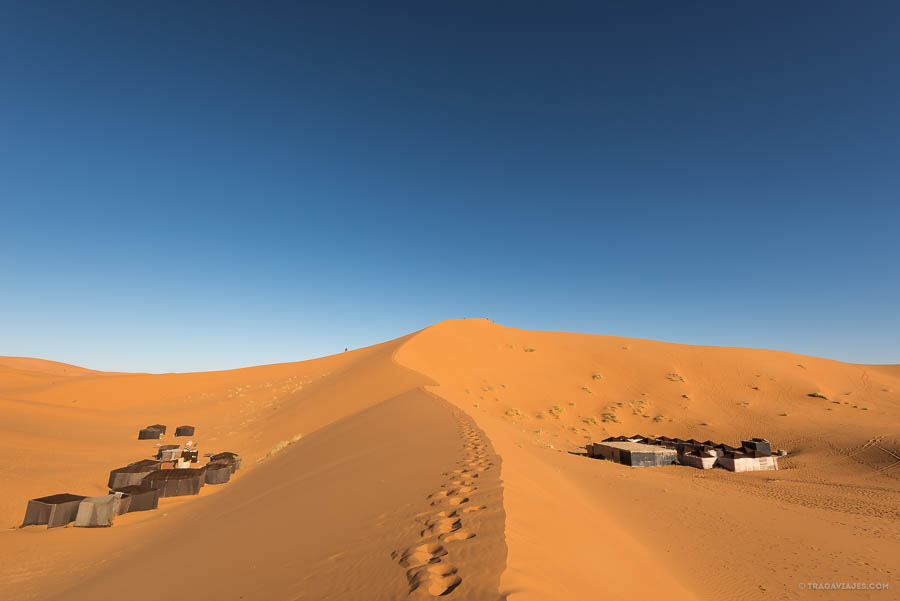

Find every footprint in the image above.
[440,529,475,542]
[461,505,486,513]
[448,496,469,506]
[421,517,462,537]
[392,542,448,568]
[427,491,449,500]
[407,563,462,596]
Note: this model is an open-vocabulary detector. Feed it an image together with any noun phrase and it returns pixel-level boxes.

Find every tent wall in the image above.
[108,467,158,488]
[205,463,231,484]
[158,448,181,461]
[142,469,206,497]
[138,428,161,440]
[110,486,159,512]
[128,491,158,512]
[175,425,195,436]
[75,496,120,528]
[21,501,51,527]
[113,494,133,515]
[21,495,86,528]
[48,501,84,528]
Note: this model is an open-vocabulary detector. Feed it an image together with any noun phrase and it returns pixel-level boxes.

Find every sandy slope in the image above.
[395,319,900,600]
[1,318,898,600]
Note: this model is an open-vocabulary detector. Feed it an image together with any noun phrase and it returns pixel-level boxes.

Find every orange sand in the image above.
[1,319,897,600]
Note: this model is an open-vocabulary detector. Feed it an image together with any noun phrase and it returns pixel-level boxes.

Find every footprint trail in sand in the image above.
[392,411,496,597]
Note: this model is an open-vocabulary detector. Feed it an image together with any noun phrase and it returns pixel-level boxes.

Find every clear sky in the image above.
[2,2,898,372]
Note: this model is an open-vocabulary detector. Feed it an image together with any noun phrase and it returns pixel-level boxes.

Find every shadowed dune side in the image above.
[395,319,900,601]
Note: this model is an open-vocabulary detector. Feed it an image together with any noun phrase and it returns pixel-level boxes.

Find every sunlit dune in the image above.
[1,319,897,600]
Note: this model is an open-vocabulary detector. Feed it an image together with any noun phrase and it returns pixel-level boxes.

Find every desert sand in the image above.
[1,318,898,600]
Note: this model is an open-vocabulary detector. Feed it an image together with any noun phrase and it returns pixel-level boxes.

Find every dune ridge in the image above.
[1,318,898,600]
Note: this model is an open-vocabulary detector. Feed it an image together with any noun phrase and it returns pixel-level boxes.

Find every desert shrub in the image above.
[258,433,303,463]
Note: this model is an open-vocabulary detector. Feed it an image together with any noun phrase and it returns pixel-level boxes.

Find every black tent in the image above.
[182,448,199,463]
[210,451,242,472]
[138,428,162,440]
[110,485,159,512]
[142,468,206,497]
[741,438,772,455]
[107,459,161,488]
[21,493,87,528]
[205,462,232,485]
[174,425,195,437]
[148,424,167,434]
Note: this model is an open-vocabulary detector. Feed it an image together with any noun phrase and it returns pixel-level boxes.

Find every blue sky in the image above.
[1,2,898,372]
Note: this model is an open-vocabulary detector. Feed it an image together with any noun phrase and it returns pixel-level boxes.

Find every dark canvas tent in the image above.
[21,493,86,528]
[205,462,232,485]
[148,424,167,434]
[210,452,242,472]
[110,485,159,513]
[75,495,120,528]
[175,425,195,437]
[138,427,162,440]
[142,467,206,497]
[156,444,181,461]
[108,459,161,488]
[182,448,199,463]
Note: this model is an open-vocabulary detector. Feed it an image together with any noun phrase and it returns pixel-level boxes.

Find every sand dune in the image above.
[1,319,898,600]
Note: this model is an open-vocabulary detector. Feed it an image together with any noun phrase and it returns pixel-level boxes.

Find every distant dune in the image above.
[1,319,897,600]
[0,356,113,376]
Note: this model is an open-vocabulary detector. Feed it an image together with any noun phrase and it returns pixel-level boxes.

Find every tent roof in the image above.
[144,468,206,481]
[113,461,161,474]
[33,493,86,504]
[111,485,156,495]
